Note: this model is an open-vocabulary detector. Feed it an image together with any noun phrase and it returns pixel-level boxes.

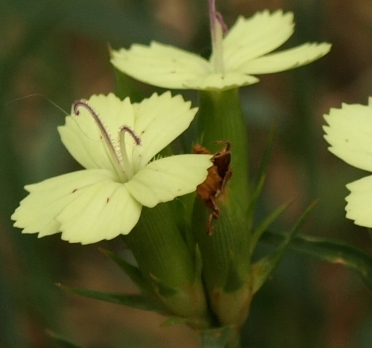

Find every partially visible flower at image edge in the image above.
[111,9,331,91]
[324,98,372,227]
[11,92,212,244]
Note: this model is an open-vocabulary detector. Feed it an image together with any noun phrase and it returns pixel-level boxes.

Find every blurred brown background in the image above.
[1,0,372,347]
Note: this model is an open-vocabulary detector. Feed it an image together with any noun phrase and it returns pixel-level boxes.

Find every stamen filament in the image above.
[73,100,128,182]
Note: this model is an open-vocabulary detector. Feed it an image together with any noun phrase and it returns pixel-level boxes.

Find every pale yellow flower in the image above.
[324,99,372,227]
[111,8,330,91]
[12,92,211,244]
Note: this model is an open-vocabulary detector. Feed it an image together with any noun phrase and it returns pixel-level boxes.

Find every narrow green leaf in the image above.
[249,201,292,255]
[99,248,151,294]
[57,284,168,314]
[46,330,84,348]
[246,174,266,217]
[252,201,317,294]
[246,124,276,218]
[261,230,372,290]
[254,123,276,188]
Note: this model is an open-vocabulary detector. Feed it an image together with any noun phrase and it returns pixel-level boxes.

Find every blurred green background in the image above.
[1,0,372,347]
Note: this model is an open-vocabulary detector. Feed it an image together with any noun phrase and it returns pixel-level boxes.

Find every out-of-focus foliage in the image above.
[1,0,372,347]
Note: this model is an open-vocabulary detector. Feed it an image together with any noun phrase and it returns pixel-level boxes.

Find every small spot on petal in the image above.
[72,189,78,193]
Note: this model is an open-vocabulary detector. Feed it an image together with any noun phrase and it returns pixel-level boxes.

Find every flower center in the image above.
[209,0,228,73]
[73,100,141,182]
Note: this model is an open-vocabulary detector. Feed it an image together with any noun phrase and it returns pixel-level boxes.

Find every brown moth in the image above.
[194,141,232,235]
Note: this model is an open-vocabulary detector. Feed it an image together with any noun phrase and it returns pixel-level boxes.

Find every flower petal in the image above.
[12,169,142,244]
[132,92,198,170]
[239,42,331,74]
[346,176,372,227]
[125,154,212,207]
[112,42,257,91]
[222,11,294,71]
[324,100,372,172]
[111,42,211,89]
[183,72,258,91]
[59,94,135,171]
[58,183,141,245]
